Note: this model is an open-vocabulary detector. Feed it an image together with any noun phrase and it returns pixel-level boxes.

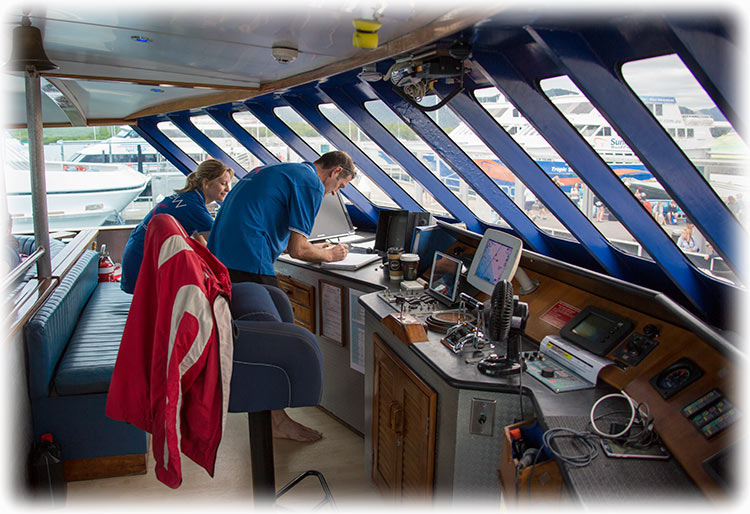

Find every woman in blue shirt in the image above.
[120,159,233,293]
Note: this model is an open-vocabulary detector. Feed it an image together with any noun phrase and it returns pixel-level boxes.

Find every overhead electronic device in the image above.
[466,229,523,296]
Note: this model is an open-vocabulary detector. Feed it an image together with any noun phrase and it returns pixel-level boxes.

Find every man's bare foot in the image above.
[271,409,322,442]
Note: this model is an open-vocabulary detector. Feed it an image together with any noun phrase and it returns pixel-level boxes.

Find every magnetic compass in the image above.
[649,358,704,399]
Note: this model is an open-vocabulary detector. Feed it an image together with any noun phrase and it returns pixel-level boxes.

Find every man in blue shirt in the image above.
[208,151,355,442]
[209,151,355,287]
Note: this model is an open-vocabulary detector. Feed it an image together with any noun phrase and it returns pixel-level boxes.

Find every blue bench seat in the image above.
[24,244,147,469]
[54,283,132,396]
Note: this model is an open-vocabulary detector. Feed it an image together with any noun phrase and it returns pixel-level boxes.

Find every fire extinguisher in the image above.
[98,244,120,282]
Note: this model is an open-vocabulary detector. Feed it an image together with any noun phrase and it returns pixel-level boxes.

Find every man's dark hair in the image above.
[314,151,356,179]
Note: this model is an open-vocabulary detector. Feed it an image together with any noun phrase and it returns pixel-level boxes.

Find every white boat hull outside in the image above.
[5,163,149,232]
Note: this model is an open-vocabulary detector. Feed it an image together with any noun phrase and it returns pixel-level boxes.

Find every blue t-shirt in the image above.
[120,189,213,293]
[208,162,324,276]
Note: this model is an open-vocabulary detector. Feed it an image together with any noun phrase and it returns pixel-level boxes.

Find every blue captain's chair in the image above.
[228,282,334,507]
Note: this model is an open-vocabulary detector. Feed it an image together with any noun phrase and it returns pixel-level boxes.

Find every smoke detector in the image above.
[272,46,298,64]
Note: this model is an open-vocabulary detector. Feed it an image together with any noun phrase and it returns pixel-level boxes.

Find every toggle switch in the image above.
[470,398,496,436]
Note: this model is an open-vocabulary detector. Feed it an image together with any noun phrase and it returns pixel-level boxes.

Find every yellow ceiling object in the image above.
[352,19,382,49]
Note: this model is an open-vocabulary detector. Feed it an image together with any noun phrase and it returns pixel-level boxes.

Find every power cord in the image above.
[542,427,600,467]
[589,390,658,449]
[590,390,642,438]
[517,391,658,501]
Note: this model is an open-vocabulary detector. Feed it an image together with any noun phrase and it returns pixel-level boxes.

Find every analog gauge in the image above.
[658,367,692,390]
[650,358,704,399]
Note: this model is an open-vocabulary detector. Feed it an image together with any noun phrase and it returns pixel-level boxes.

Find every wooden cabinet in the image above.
[372,334,436,500]
[277,274,315,332]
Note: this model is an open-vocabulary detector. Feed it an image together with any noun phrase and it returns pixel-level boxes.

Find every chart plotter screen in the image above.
[466,228,522,295]
[475,240,514,285]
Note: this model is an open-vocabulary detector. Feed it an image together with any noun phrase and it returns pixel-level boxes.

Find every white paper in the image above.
[320,253,380,270]
[320,282,342,343]
[349,289,367,373]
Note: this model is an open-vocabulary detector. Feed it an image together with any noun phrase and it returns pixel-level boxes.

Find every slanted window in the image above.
[318,102,450,217]
[273,106,397,208]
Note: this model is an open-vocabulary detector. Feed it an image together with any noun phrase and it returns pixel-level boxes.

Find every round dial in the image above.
[657,367,692,390]
[650,358,704,399]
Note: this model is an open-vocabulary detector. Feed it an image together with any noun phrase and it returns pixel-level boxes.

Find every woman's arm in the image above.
[192,231,208,246]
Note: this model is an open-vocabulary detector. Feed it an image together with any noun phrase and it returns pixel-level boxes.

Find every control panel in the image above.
[612,331,658,366]
[521,350,596,393]
[682,389,741,439]
[377,289,442,315]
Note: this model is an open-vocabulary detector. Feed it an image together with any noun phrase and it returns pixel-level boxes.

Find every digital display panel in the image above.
[475,239,514,287]
[428,251,462,304]
[570,312,614,341]
[466,228,522,296]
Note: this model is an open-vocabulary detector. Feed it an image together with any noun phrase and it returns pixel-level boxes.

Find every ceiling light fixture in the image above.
[131,35,152,43]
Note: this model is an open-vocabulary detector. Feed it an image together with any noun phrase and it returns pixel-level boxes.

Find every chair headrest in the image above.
[231,282,281,322]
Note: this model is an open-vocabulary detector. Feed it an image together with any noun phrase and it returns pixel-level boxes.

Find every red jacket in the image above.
[106,214,233,488]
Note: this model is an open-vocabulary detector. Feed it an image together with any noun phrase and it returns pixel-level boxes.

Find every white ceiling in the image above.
[2,2,490,126]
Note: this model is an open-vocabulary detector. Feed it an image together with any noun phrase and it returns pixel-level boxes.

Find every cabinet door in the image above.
[372,340,402,495]
[400,377,436,501]
[372,335,436,500]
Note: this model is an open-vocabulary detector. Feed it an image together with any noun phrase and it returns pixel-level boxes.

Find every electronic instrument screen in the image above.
[428,251,462,304]
[466,228,522,295]
[559,305,634,356]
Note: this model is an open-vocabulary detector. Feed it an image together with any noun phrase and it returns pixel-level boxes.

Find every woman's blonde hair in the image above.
[174,159,232,194]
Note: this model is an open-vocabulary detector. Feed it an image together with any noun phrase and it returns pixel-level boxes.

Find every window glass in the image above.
[189,114,258,174]
[318,102,450,217]
[232,111,304,164]
[363,99,501,225]
[474,86,643,251]
[539,75,740,284]
[622,54,748,224]
[620,54,745,286]
[155,121,207,163]
[4,126,156,232]
[273,105,397,208]
[424,94,573,236]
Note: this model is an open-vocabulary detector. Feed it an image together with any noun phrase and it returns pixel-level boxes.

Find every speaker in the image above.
[405,211,433,252]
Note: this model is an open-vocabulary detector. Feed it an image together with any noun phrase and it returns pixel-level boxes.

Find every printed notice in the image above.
[320,281,343,345]
[349,289,367,373]
[540,301,581,329]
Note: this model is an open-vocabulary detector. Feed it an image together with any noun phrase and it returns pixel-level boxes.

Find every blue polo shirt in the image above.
[120,189,213,293]
[208,162,324,276]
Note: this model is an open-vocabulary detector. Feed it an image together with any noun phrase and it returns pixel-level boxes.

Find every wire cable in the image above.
[542,427,600,468]
[589,390,638,438]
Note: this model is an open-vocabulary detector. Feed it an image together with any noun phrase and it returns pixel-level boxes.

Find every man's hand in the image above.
[326,243,349,262]
[288,232,349,263]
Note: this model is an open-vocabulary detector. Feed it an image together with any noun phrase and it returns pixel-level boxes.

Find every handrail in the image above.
[5,229,99,340]
[1,247,46,291]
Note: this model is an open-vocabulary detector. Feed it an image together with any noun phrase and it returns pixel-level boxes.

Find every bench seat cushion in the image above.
[54,282,132,396]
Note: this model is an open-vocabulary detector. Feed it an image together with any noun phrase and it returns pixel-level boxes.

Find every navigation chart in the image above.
[476,239,513,285]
